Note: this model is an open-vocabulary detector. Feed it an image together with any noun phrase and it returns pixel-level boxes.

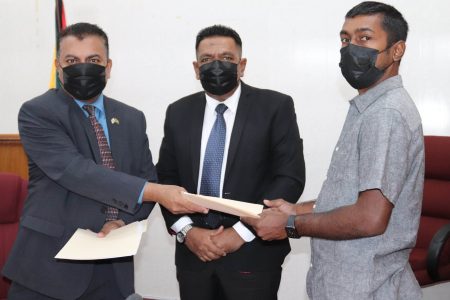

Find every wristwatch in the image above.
[176,224,193,243]
[285,215,301,239]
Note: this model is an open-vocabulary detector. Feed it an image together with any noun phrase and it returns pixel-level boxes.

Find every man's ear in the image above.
[393,41,406,62]
[55,59,64,83]
[106,58,113,80]
[193,61,200,80]
[238,58,247,78]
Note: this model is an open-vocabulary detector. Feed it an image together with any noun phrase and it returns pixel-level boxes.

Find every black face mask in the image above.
[199,60,238,96]
[339,44,391,90]
[62,63,106,100]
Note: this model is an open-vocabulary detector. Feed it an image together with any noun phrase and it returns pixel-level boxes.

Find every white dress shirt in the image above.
[170,83,255,242]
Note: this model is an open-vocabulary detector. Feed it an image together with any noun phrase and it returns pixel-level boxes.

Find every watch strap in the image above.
[285,215,301,239]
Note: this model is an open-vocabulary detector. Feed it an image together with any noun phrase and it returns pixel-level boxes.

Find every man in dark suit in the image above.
[157,25,305,300]
[3,22,205,300]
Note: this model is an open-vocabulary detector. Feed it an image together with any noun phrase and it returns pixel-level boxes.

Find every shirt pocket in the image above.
[326,141,358,182]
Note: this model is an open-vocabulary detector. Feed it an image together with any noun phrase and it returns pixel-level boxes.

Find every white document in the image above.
[55,219,148,260]
[183,192,263,218]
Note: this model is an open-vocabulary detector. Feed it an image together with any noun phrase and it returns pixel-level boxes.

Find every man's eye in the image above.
[361,36,371,41]
[340,38,350,43]
[89,58,100,64]
[66,58,76,64]
[200,57,211,63]
[223,56,233,61]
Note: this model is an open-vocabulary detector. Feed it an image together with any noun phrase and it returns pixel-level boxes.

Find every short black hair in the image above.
[58,22,109,57]
[346,1,408,46]
[195,25,242,51]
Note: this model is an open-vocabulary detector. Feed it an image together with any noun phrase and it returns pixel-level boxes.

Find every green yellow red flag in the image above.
[49,0,66,89]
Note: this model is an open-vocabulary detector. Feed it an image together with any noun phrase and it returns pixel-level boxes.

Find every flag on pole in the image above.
[49,0,66,89]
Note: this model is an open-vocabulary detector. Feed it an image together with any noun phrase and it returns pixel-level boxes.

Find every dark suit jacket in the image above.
[157,82,305,271]
[2,89,156,299]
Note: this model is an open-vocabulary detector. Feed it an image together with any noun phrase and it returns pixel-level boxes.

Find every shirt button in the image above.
[335,146,339,152]
[310,263,313,268]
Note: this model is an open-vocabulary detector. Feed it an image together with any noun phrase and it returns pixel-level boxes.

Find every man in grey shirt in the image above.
[243,2,424,299]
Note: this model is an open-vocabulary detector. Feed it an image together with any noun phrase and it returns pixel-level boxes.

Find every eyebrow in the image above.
[86,54,101,59]
[221,51,235,56]
[198,51,236,59]
[355,27,375,33]
[63,54,102,60]
[340,27,374,35]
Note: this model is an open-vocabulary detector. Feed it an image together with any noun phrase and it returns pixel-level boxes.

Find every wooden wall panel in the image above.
[0,134,28,180]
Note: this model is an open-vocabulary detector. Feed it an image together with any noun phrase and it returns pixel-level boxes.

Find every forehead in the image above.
[197,36,240,55]
[341,14,385,35]
[59,35,107,57]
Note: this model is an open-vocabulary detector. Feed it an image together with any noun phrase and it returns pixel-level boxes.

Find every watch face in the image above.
[286,227,300,239]
[176,232,185,243]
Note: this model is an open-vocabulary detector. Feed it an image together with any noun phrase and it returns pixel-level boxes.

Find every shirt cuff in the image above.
[171,216,194,233]
[233,221,255,242]
[137,182,146,204]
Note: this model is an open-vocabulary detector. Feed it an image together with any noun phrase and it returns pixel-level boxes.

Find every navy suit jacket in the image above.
[157,82,305,271]
[2,89,156,299]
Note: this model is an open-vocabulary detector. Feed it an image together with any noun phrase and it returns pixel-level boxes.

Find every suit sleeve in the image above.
[263,96,305,204]
[120,111,157,222]
[156,104,183,231]
[136,111,158,184]
[18,100,148,214]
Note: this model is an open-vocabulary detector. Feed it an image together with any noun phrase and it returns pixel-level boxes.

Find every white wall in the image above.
[1,1,450,299]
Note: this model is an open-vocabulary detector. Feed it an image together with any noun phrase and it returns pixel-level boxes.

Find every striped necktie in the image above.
[83,105,119,221]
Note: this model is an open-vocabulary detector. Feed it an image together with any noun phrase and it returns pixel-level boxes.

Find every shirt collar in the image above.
[204,82,241,114]
[351,75,403,113]
[74,94,105,115]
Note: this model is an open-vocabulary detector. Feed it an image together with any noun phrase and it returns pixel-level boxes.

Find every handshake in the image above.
[98,183,309,265]
[242,199,301,241]
[143,183,311,242]
[99,182,311,244]
[145,181,309,242]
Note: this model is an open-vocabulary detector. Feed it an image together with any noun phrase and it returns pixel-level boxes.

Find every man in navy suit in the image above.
[3,22,205,300]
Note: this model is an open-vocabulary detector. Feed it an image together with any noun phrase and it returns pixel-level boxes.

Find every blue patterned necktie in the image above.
[83,105,119,221]
[200,103,228,228]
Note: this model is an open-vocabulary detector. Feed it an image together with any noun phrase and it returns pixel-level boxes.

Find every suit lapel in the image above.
[104,97,124,171]
[225,83,253,180]
[58,89,102,164]
[190,94,206,188]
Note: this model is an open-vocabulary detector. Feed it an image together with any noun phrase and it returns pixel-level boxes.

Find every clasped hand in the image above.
[185,226,245,262]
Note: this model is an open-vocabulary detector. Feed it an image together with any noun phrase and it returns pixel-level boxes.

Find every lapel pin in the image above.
[111,117,120,125]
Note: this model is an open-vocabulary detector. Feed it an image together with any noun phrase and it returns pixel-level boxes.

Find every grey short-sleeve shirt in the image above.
[307,76,424,300]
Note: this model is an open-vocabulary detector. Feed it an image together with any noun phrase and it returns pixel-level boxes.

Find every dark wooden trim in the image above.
[0,134,21,141]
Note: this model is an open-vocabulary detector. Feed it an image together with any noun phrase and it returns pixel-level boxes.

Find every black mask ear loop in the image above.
[378,42,397,72]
